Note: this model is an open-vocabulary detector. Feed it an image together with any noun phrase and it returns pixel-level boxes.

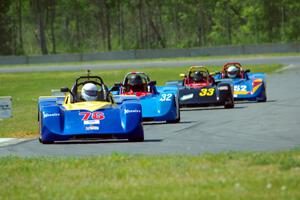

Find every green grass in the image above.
[0,52,299,68]
[1,151,300,200]
[0,64,282,138]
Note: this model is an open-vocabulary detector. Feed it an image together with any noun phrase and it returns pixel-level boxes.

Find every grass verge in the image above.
[0,64,282,138]
[0,150,300,200]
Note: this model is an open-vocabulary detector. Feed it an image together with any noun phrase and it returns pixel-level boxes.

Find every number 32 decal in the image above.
[234,85,247,91]
[199,88,215,96]
[160,94,172,101]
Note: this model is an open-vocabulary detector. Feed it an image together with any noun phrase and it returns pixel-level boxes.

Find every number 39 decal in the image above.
[199,88,215,96]
[160,94,172,101]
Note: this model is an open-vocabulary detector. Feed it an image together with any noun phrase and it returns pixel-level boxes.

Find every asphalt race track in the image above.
[0,58,300,156]
[1,55,300,73]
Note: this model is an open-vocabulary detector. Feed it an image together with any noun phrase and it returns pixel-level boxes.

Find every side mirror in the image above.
[244,69,250,73]
[179,74,186,78]
[60,87,70,93]
[110,82,122,92]
[148,80,157,86]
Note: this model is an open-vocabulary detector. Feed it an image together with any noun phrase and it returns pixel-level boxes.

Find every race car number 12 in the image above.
[199,88,215,96]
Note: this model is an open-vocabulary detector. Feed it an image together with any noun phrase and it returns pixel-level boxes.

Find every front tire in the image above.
[128,126,144,142]
[256,86,267,102]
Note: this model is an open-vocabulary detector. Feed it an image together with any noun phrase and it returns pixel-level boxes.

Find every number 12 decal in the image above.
[160,94,172,101]
[79,112,105,121]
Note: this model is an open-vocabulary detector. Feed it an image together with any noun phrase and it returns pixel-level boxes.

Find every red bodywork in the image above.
[183,67,215,88]
[120,72,154,97]
[222,62,245,79]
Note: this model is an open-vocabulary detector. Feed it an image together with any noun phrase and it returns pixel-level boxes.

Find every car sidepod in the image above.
[178,83,233,108]
[232,74,267,102]
[139,92,179,122]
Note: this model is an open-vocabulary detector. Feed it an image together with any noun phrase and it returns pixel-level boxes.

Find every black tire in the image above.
[256,87,267,102]
[224,97,234,109]
[128,126,144,142]
[128,133,144,142]
[167,96,181,123]
[38,137,54,144]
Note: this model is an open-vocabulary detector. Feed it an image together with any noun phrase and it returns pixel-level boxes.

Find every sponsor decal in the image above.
[180,93,194,101]
[85,126,99,131]
[83,120,100,125]
[124,109,141,114]
[79,111,105,121]
[43,112,60,118]
[218,86,228,90]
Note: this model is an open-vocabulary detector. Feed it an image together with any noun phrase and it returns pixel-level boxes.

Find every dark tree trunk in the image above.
[145,1,166,48]
[105,1,111,51]
[32,0,48,54]
[17,0,23,54]
[117,0,124,49]
[138,0,144,48]
[50,0,56,53]
[225,0,232,45]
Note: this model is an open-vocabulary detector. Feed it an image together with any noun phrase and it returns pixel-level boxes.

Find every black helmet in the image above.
[193,71,204,82]
[128,74,143,85]
[128,74,144,92]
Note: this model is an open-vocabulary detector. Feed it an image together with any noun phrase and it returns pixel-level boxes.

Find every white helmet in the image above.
[81,83,98,101]
[227,66,239,78]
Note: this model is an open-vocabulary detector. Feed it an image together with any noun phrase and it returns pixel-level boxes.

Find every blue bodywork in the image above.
[214,72,267,101]
[38,73,144,143]
[111,72,180,123]
[112,87,179,123]
[38,96,143,143]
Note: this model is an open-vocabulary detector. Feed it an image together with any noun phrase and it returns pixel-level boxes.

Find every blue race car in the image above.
[111,72,180,123]
[38,72,144,144]
[214,62,267,102]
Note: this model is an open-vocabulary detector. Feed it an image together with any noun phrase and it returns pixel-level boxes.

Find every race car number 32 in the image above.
[199,88,215,96]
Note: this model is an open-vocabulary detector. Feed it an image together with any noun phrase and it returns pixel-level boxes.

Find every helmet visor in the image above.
[85,90,98,96]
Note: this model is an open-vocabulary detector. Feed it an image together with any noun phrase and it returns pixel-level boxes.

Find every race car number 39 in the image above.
[199,88,215,96]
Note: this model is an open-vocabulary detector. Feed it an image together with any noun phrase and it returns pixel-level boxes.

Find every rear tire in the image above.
[167,96,180,123]
[224,97,234,109]
[256,86,267,102]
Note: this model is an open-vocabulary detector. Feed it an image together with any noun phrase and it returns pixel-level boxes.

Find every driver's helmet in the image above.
[128,74,144,92]
[81,83,98,101]
[227,66,239,78]
[193,71,205,82]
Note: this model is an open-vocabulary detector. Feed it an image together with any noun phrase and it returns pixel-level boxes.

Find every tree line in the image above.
[0,0,299,55]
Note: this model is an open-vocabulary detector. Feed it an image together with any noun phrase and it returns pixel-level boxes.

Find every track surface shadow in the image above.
[46,139,163,145]
[143,121,195,126]
[181,106,246,111]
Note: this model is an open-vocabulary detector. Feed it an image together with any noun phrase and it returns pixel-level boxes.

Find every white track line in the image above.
[275,64,298,73]
[0,138,30,147]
